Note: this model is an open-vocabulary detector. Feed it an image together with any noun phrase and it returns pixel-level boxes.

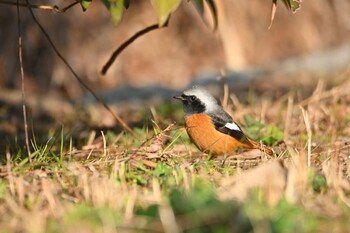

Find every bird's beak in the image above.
[173,95,185,101]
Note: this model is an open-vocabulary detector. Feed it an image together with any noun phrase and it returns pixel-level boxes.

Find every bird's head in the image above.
[173,86,220,117]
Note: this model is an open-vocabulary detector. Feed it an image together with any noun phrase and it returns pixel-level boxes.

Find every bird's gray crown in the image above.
[183,86,219,114]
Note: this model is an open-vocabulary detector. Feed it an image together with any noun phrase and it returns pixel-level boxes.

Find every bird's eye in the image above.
[189,96,196,102]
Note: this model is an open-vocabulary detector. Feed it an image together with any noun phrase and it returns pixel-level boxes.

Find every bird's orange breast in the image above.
[185,114,252,156]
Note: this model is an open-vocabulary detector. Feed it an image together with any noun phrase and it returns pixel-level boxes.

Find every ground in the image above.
[0,75,349,233]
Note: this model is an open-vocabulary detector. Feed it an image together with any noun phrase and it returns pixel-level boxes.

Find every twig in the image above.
[298,85,349,107]
[24,0,138,139]
[153,179,181,233]
[6,146,15,194]
[101,130,107,157]
[101,23,165,75]
[222,83,229,110]
[283,95,293,142]
[300,106,312,167]
[1,0,79,12]
[137,123,178,149]
[17,0,32,162]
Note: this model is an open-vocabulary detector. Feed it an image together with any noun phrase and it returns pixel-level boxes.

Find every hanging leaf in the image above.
[269,0,278,29]
[151,0,182,27]
[204,0,218,30]
[80,0,92,11]
[281,0,302,13]
[269,0,301,29]
[124,0,131,9]
[101,0,125,25]
[191,0,218,31]
[191,0,204,15]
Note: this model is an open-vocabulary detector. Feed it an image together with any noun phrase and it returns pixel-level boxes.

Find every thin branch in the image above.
[17,0,32,162]
[24,0,139,139]
[1,0,79,12]
[101,23,166,75]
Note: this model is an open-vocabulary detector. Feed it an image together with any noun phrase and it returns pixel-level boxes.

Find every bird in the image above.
[173,86,274,157]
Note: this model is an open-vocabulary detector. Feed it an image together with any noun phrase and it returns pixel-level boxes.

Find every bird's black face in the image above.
[173,94,206,114]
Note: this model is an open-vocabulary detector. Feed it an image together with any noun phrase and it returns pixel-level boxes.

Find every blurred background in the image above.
[1,0,350,140]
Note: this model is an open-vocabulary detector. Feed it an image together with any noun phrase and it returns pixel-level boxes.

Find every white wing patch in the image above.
[224,122,241,131]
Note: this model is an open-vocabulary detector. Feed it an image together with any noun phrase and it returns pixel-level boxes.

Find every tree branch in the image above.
[17,0,32,161]
[101,23,167,75]
[24,0,139,139]
[1,0,79,12]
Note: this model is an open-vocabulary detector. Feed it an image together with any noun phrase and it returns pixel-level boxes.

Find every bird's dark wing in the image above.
[209,111,254,146]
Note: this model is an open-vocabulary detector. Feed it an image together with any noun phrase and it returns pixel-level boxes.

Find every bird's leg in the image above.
[221,154,228,167]
[207,153,215,161]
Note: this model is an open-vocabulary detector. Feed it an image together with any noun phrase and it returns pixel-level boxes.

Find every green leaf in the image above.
[152,162,171,177]
[310,171,328,193]
[151,0,181,27]
[281,0,301,13]
[243,114,264,140]
[80,0,92,11]
[243,114,283,145]
[243,114,263,128]
[124,0,130,9]
[101,0,125,25]
[261,125,283,146]
[136,204,159,217]
[270,0,301,29]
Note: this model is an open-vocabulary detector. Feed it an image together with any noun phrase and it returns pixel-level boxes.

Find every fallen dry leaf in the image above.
[228,149,265,160]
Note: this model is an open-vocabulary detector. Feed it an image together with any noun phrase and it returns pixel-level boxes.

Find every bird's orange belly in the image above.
[185,114,249,156]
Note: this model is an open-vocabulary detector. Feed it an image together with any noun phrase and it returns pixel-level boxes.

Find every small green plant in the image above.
[310,171,328,193]
[243,114,283,146]
[136,179,253,232]
[245,190,318,233]
[262,125,284,146]
[63,204,122,231]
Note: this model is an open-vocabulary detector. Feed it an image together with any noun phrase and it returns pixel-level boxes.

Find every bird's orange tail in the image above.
[258,144,275,156]
[247,138,275,156]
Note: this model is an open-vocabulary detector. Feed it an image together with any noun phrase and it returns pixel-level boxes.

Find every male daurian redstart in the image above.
[174,86,274,157]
